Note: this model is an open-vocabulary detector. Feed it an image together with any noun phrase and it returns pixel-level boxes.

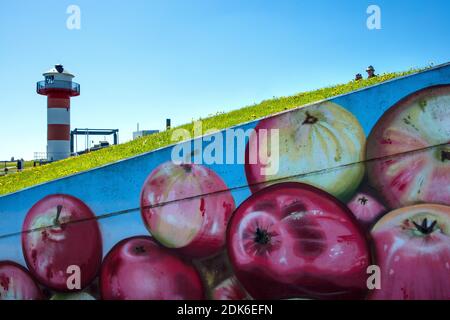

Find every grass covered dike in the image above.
[0,68,426,196]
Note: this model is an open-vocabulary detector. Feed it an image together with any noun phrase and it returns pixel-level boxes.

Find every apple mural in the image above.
[100,236,205,300]
[245,101,366,201]
[347,185,387,230]
[50,292,96,300]
[367,85,450,208]
[192,251,249,300]
[0,261,43,300]
[212,276,249,300]
[369,204,450,300]
[140,162,235,259]
[193,251,233,294]
[227,182,370,300]
[22,194,102,292]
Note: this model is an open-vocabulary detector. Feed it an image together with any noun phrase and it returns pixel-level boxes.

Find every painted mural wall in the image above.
[0,64,449,300]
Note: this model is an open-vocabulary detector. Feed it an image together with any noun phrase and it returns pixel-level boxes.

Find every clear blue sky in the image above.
[1,0,449,160]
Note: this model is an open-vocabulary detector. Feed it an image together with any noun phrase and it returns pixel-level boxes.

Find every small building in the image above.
[133,130,159,140]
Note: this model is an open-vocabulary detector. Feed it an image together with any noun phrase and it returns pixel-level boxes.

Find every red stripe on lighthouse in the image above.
[48,97,70,109]
[48,124,70,140]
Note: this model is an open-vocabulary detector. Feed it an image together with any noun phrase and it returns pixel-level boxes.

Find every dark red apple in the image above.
[100,236,205,300]
[22,194,102,291]
[212,276,248,300]
[367,85,450,208]
[227,182,371,300]
[140,162,235,258]
[347,185,387,230]
[0,261,43,300]
[369,204,450,300]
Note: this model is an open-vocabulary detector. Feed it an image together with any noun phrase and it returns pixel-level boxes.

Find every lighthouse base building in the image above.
[37,65,80,161]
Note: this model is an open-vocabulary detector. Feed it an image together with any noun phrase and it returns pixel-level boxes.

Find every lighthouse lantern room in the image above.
[37,65,80,161]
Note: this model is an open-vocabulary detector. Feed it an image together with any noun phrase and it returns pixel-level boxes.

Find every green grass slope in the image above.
[0,68,426,196]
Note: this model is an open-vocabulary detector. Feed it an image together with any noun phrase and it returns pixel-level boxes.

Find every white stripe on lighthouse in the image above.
[47,141,71,161]
[47,100,71,161]
[48,108,70,125]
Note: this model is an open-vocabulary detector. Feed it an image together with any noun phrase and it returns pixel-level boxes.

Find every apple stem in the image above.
[441,150,450,162]
[254,228,271,245]
[302,112,318,125]
[54,205,63,226]
[180,164,192,173]
[358,196,368,205]
[412,218,437,235]
[134,246,146,254]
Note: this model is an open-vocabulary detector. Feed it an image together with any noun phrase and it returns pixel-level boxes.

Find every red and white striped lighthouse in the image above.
[37,65,80,161]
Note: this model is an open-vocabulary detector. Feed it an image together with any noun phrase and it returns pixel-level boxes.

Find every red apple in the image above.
[212,276,248,300]
[347,185,387,230]
[0,261,43,300]
[227,182,371,300]
[22,194,102,291]
[100,236,205,300]
[367,85,450,208]
[245,101,366,201]
[140,162,235,258]
[369,204,450,300]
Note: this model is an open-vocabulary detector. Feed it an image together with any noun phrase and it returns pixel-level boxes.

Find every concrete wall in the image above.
[0,63,449,300]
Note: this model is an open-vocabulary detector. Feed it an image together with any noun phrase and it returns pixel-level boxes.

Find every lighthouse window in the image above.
[45,76,55,84]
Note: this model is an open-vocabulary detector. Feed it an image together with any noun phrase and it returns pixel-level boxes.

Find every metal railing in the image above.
[33,152,71,161]
[36,80,80,95]
[1,160,25,176]
[33,152,48,161]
